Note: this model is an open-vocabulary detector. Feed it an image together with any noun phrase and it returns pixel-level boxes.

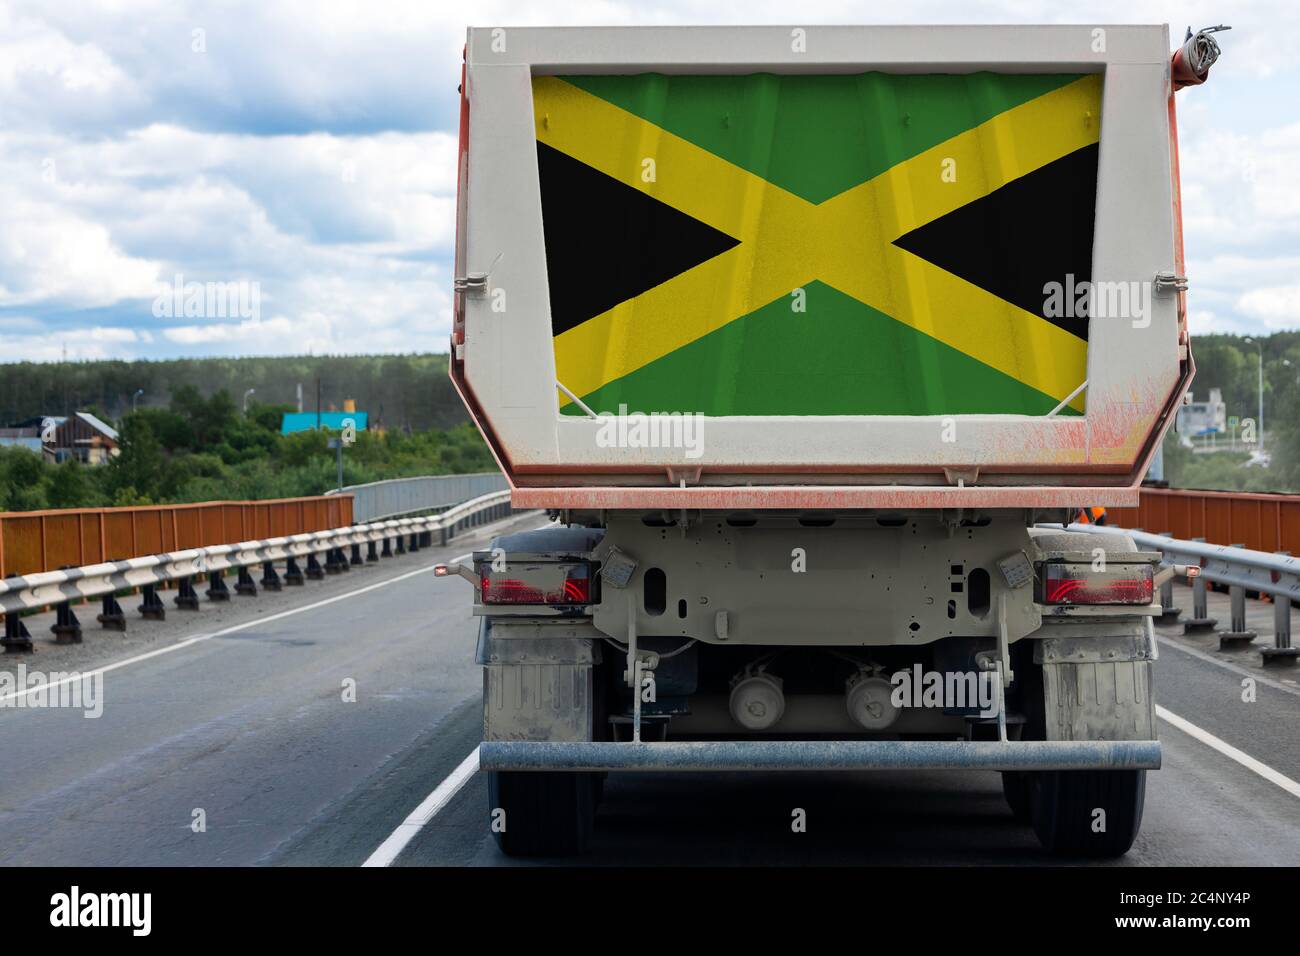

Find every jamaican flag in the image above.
[535,72,1101,417]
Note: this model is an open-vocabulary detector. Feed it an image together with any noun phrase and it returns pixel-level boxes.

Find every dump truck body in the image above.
[444,24,1214,858]
[452,24,1191,509]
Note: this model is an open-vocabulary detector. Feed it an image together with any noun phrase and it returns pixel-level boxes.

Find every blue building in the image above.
[281,411,369,435]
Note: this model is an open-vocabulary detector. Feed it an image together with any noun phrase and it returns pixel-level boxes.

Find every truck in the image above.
[439,23,1225,857]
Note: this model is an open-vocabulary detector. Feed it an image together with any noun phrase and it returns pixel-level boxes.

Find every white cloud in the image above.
[0,193,160,308]
[1,0,1299,363]
[1236,284,1300,329]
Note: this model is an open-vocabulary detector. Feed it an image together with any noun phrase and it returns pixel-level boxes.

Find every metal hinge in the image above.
[454,252,503,296]
[1154,271,1188,295]
[453,272,489,295]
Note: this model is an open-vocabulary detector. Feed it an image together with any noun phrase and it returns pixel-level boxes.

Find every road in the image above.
[1,525,1297,866]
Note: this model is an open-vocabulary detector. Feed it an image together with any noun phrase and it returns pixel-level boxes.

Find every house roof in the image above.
[75,411,119,441]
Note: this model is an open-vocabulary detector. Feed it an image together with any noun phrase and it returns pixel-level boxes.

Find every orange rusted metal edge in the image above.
[0,494,354,578]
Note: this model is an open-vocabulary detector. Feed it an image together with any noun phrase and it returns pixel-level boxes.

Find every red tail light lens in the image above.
[478,561,594,606]
[1040,563,1154,605]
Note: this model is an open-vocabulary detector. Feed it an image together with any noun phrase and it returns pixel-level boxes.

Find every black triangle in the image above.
[537,141,741,337]
[892,143,1099,341]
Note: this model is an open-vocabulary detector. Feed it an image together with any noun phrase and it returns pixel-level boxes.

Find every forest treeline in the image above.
[0,354,467,432]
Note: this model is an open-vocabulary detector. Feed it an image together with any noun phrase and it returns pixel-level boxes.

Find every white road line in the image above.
[362,746,481,867]
[0,561,447,705]
[1157,705,1300,800]
[1157,635,1300,699]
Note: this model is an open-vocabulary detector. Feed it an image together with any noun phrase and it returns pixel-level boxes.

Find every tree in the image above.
[107,417,169,501]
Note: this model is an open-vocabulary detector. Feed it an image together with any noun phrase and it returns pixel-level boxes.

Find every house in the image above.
[49,413,120,464]
[0,423,44,454]
[3,413,121,464]
[1176,388,1226,438]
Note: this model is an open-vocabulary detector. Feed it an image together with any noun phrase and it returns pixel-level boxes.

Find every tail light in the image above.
[1038,563,1154,606]
[477,559,595,606]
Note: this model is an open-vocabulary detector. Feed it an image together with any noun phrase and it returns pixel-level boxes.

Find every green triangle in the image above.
[564,73,1085,205]
[564,281,1074,417]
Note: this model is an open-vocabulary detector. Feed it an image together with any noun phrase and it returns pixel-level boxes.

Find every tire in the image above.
[1030,770,1146,857]
[487,770,594,857]
[1001,771,1033,824]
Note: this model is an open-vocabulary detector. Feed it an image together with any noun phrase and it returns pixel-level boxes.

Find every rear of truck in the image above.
[443,24,1220,857]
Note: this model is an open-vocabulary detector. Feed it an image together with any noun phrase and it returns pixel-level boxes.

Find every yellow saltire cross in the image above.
[535,74,1101,413]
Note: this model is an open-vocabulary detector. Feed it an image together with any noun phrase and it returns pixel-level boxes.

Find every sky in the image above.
[0,0,1296,363]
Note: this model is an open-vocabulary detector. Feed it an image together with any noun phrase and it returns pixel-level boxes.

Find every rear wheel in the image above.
[1030,769,1146,857]
[1001,771,1032,823]
[487,770,595,857]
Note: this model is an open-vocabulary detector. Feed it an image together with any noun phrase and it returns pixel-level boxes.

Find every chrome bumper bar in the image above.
[479,739,1162,773]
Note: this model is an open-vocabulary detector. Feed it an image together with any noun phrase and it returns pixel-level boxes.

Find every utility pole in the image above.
[316,378,322,432]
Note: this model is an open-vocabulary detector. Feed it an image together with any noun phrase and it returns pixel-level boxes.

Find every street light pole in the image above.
[1244,337,1264,448]
[242,388,256,414]
[132,388,144,412]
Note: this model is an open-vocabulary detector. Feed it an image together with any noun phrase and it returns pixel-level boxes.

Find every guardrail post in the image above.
[1158,577,1181,623]
[1182,540,1217,633]
[1262,551,1297,666]
[336,546,352,571]
[2,610,34,653]
[175,576,201,610]
[408,533,420,553]
[1217,545,1257,648]
[324,548,343,575]
[367,541,378,562]
[440,524,449,546]
[381,537,392,558]
[261,561,282,591]
[97,593,127,631]
[51,603,82,643]
[284,557,305,586]
[139,584,166,620]
[394,534,405,555]
[306,553,325,580]
[206,570,231,602]
[235,566,258,596]
[51,574,83,644]
[1156,533,1181,624]
[2,578,35,652]
[351,544,364,566]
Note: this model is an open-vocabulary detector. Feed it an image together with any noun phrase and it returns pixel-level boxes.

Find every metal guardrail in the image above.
[1061,522,1298,664]
[331,473,508,522]
[0,490,514,653]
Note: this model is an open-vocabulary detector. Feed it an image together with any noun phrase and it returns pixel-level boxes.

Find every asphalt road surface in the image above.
[1,529,1297,867]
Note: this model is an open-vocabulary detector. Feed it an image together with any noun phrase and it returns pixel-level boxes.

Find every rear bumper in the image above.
[479,739,1162,773]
